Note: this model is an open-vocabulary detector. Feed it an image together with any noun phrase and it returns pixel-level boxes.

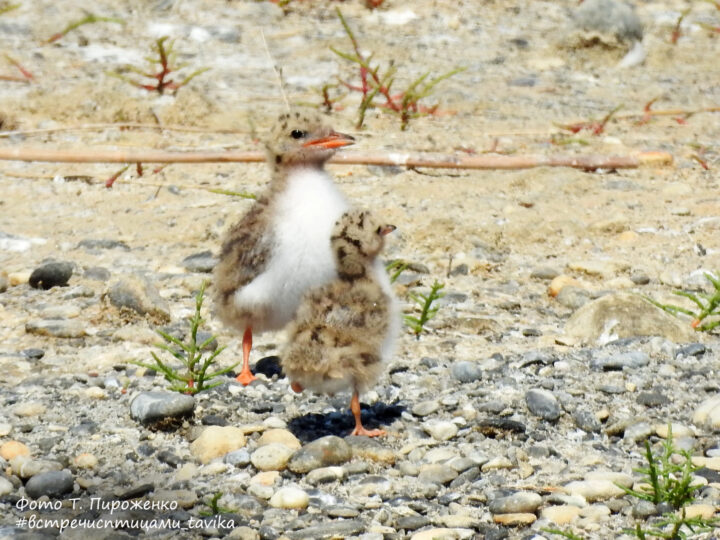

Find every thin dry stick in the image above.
[0,123,248,139]
[0,147,672,170]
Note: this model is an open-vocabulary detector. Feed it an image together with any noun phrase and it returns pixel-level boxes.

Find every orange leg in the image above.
[349,390,385,437]
[235,327,257,386]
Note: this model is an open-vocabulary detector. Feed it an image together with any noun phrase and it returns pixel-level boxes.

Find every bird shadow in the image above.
[287,401,405,443]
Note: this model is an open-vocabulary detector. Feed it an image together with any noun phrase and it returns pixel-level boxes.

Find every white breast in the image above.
[234,167,349,330]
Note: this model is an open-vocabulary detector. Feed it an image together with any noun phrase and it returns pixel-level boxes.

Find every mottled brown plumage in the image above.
[213,111,355,385]
[282,209,397,437]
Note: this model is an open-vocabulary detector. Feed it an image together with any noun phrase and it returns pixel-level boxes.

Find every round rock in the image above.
[489,492,543,514]
[251,443,294,471]
[525,389,561,421]
[106,274,171,322]
[29,261,74,290]
[268,486,309,510]
[450,361,483,383]
[25,470,74,499]
[190,426,246,464]
[130,391,195,424]
[288,436,352,473]
[422,419,459,441]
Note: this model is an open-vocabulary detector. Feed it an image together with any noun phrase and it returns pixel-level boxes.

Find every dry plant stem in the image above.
[0,147,673,170]
[0,123,247,139]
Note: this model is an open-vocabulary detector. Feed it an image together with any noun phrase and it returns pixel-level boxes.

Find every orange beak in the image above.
[303,130,355,149]
[380,224,396,236]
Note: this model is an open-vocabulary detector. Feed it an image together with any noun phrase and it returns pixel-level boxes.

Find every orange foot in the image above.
[350,426,386,437]
[236,370,257,386]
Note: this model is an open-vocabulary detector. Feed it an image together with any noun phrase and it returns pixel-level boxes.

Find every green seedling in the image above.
[405,280,445,337]
[645,271,720,332]
[556,104,623,136]
[199,492,233,516]
[618,425,719,539]
[134,281,237,394]
[542,529,584,540]
[330,9,464,129]
[110,36,208,95]
[45,12,124,43]
[386,259,409,284]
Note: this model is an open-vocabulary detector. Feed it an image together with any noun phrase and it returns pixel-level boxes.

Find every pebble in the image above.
[410,528,474,540]
[268,486,309,509]
[655,423,694,439]
[556,286,591,309]
[251,443,294,471]
[564,478,627,501]
[548,275,584,297]
[225,448,251,467]
[450,361,483,383]
[525,389,561,421]
[25,319,86,338]
[356,475,392,496]
[0,422,12,436]
[676,343,706,358]
[492,513,537,526]
[130,391,195,423]
[13,402,46,417]
[257,428,301,450]
[285,519,365,539]
[693,395,720,429]
[590,351,649,371]
[181,250,218,273]
[530,266,560,280]
[572,409,602,433]
[78,238,130,250]
[287,436,352,473]
[73,453,98,469]
[25,469,74,499]
[632,500,658,518]
[0,476,13,496]
[105,274,171,322]
[422,419,458,441]
[623,421,653,443]
[489,492,542,514]
[0,271,8,292]
[564,293,694,344]
[541,505,581,525]
[571,0,643,43]
[482,457,514,471]
[306,466,345,484]
[412,400,440,417]
[346,436,396,465]
[0,440,30,460]
[11,456,62,478]
[29,261,74,289]
[418,464,459,485]
[684,504,716,520]
[190,426,247,464]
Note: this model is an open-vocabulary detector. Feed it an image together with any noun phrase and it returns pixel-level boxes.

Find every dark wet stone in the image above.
[182,250,217,273]
[676,343,706,358]
[695,467,720,483]
[25,470,74,499]
[130,391,195,424]
[78,238,130,250]
[637,392,670,407]
[117,484,155,500]
[477,417,526,436]
[254,356,283,379]
[525,388,561,421]
[157,450,182,467]
[29,261,73,290]
[202,414,229,426]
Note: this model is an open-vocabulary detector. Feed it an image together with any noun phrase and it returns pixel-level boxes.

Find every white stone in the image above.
[250,443,294,471]
[268,486,309,510]
[422,420,458,441]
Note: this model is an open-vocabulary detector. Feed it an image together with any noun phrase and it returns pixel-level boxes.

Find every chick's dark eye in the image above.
[290,129,306,139]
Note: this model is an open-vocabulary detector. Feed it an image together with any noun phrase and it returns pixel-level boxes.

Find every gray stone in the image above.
[29,261,74,290]
[78,238,130,250]
[573,409,602,433]
[451,361,483,383]
[285,519,365,539]
[525,389,561,421]
[288,436,352,473]
[591,351,649,371]
[564,293,695,344]
[632,500,659,518]
[396,515,430,530]
[25,470,74,499]
[25,319,86,338]
[106,274,171,322]
[637,392,670,407]
[0,271,8,293]
[556,286,591,309]
[182,251,218,273]
[530,266,561,280]
[225,449,251,467]
[571,0,643,43]
[676,343,706,358]
[489,492,543,514]
[412,400,440,417]
[623,421,653,443]
[418,464,459,485]
[84,266,111,281]
[130,391,196,423]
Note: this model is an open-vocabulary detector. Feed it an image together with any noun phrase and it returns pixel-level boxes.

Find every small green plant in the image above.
[45,12,124,43]
[404,280,445,337]
[199,492,233,516]
[645,271,720,333]
[385,259,409,284]
[109,36,208,95]
[542,529,584,540]
[134,281,236,394]
[0,2,19,16]
[329,8,464,130]
[619,425,719,539]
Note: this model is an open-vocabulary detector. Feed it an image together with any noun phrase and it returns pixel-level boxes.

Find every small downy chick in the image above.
[213,111,355,386]
[282,209,398,437]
